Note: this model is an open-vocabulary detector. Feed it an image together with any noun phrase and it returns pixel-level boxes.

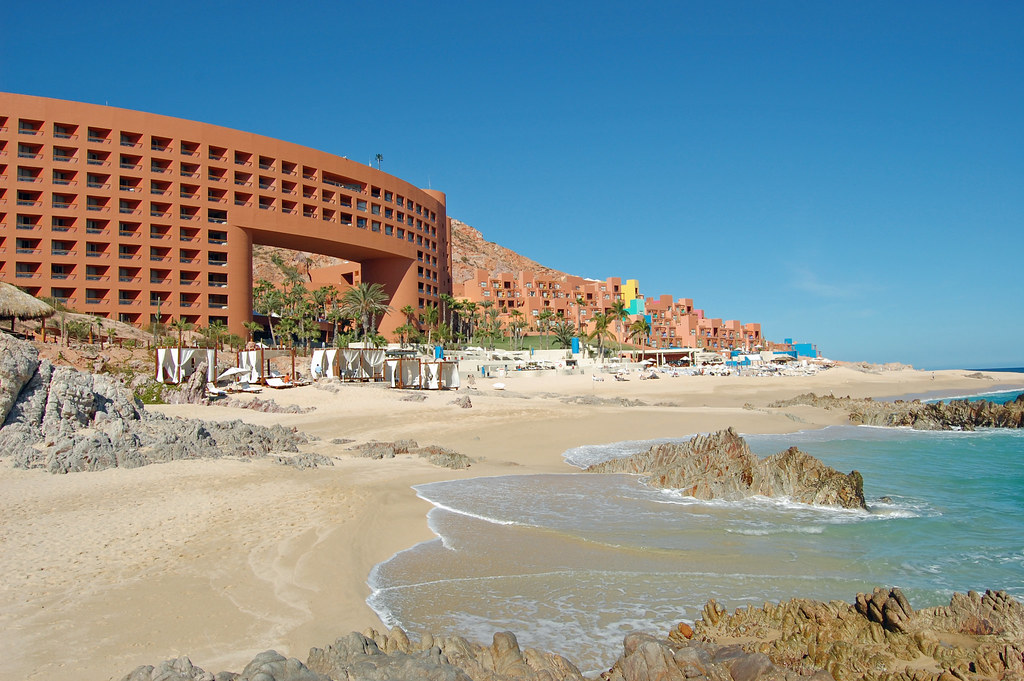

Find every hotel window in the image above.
[356,200,367,211]
[384,191,392,202]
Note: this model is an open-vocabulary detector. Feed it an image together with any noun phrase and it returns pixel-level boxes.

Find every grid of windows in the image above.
[1,99,449,335]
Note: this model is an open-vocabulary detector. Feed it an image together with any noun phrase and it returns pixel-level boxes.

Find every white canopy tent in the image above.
[310,348,339,379]
[386,357,422,388]
[155,348,217,384]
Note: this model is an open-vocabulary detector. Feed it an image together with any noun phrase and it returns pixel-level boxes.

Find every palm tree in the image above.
[169,317,192,349]
[420,304,440,346]
[253,279,284,346]
[551,320,577,349]
[537,308,554,349]
[508,309,526,350]
[587,312,615,360]
[575,296,586,333]
[609,299,629,341]
[439,293,455,334]
[207,319,228,350]
[461,301,478,344]
[627,318,652,348]
[374,153,383,170]
[340,282,391,344]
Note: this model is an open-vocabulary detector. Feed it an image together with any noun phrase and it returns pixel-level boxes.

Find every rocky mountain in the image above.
[586,428,867,509]
[449,218,572,284]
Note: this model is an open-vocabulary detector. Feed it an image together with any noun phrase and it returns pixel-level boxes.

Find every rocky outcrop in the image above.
[122,628,585,681]
[220,396,315,413]
[769,392,1024,430]
[350,439,473,469]
[692,588,1024,681]
[119,590,1024,681]
[586,428,866,509]
[0,332,304,473]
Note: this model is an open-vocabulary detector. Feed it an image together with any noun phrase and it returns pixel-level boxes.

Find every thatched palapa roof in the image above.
[0,282,56,319]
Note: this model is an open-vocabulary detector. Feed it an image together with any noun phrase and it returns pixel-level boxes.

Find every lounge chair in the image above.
[206,382,228,397]
[614,374,629,381]
[266,377,294,389]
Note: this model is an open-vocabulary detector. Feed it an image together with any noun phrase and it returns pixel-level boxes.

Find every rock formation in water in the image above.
[691,588,1024,681]
[770,392,1024,430]
[0,332,304,473]
[586,428,867,509]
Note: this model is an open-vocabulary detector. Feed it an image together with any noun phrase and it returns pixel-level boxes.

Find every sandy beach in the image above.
[2,365,1022,680]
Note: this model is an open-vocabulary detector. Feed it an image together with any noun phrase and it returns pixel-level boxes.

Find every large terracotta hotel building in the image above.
[0,92,450,339]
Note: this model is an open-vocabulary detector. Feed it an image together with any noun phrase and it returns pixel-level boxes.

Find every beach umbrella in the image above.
[217,366,250,381]
[0,282,55,332]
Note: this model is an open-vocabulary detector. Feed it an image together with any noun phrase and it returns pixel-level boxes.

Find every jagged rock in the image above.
[769,392,1024,431]
[164,363,211,405]
[692,589,1024,681]
[0,332,305,473]
[122,591,1024,681]
[414,445,473,470]
[586,428,867,509]
[450,396,472,408]
[349,439,472,469]
[561,395,648,407]
[220,396,315,413]
[274,453,335,469]
[306,629,583,681]
[352,439,415,459]
[403,392,429,402]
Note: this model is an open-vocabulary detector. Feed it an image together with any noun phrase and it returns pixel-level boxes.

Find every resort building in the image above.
[455,268,625,327]
[455,269,769,355]
[0,92,450,340]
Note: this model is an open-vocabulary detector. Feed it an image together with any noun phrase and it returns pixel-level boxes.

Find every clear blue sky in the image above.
[3,2,1021,368]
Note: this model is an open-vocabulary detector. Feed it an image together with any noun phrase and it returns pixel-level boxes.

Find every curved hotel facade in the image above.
[0,93,450,339]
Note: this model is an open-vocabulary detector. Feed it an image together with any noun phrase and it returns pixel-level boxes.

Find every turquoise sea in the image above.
[368,390,1024,673]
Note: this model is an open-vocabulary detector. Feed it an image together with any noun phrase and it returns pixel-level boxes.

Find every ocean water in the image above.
[368,423,1024,673]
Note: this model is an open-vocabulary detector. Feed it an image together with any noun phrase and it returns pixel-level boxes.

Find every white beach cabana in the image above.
[340,348,385,381]
[386,357,422,388]
[237,347,296,385]
[155,348,217,384]
[310,348,339,379]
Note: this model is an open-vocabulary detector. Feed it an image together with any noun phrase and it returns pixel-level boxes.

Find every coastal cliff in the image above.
[770,392,1024,430]
[585,428,867,509]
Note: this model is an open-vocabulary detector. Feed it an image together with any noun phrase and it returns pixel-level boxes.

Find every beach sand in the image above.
[1,366,1020,680]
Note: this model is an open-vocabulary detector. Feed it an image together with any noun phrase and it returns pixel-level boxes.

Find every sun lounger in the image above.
[206,382,228,397]
[227,381,262,393]
[265,377,294,389]
[614,374,629,381]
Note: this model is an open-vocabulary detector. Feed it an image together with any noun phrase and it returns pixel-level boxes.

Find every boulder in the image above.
[0,332,304,473]
[586,428,867,509]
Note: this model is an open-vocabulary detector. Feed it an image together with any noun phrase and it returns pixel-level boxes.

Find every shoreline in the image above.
[1,366,1022,680]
